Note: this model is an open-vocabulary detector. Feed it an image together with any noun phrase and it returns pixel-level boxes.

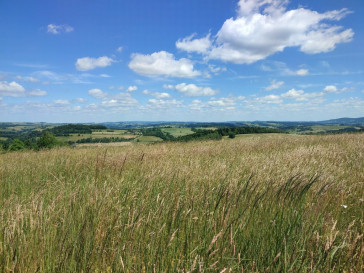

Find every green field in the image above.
[161,127,194,137]
[194,127,218,131]
[134,135,164,142]
[1,134,363,272]
[56,130,136,142]
[310,125,350,132]
[92,129,129,135]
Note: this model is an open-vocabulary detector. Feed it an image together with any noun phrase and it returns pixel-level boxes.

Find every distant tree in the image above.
[228,132,236,139]
[9,139,26,151]
[37,131,58,149]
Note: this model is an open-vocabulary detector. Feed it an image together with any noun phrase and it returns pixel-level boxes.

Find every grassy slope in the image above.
[0,134,363,272]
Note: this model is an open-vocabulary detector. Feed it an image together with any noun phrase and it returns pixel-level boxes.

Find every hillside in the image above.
[1,134,363,272]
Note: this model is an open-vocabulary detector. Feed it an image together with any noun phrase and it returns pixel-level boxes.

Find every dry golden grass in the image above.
[0,133,363,272]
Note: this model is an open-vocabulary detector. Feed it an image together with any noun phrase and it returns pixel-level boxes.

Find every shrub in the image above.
[9,139,26,151]
[37,131,58,149]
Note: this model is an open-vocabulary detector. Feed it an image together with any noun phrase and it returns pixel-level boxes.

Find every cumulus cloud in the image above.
[266,79,284,91]
[75,56,114,71]
[147,99,183,109]
[256,94,283,104]
[208,97,237,108]
[189,96,244,111]
[100,93,138,108]
[323,85,339,93]
[166,83,218,97]
[280,85,344,102]
[127,85,138,92]
[88,88,108,99]
[142,90,171,99]
[296,69,309,76]
[183,0,354,64]
[176,33,212,54]
[0,81,47,97]
[0,81,25,96]
[47,24,74,34]
[281,89,313,101]
[129,51,200,78]
[87,88,139,109]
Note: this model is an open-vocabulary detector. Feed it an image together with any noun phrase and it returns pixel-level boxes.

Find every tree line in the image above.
[48,124,107,136]
[2,131,61,151]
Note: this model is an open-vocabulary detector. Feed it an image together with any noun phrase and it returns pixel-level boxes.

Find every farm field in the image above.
[161,127,194,137]
[134,135,164,142]
[56,131,136,142]
[0,133,363,272]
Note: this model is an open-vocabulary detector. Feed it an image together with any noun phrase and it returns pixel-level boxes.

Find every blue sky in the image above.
[0,0,363,122]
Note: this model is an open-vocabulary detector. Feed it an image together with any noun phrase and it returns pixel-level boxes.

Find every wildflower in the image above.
[341,205,348,209]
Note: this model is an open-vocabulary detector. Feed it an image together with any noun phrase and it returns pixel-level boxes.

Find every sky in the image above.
[0,0,363,122]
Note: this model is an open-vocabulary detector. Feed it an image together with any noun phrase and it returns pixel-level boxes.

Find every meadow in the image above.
[0,133,363,272]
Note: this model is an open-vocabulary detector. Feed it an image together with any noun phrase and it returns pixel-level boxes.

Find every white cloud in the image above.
[16,76,39,83]
[300,27,353,54]
[266,79,284,91]
[87,89,139,109]
[0,81,25,97]
[127,85,138,92]
[88,88,108,99]
[163,84,174,90]
[208,65,227,75]
[0,81,47,97]
[109,86,124,90]
[53,99,71,105]
[280,86,342,102]
[207,0,353,64]
[147,99,183,109]
[129,51,201,78]
[28,89,47,97]
[189,96,244,111]
[168,83,218,97]
[32,70,93,84]
[176,33,212,54]
[47,24,74,34]
[100,74,111,78]
[143,90,171,99]
[208,97,236,107]
[296,69,309,76]
[281,89,309,101]
[323,85,338,93]
[117,46,123,52]
[256,94,283,104]
[75,56,114,71]
[100,93,138,108]
[74,98,86,103]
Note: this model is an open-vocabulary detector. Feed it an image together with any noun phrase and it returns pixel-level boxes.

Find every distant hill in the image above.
[318,117,364,125]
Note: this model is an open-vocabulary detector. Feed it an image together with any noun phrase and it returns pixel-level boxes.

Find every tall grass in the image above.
[0,134,363,272]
